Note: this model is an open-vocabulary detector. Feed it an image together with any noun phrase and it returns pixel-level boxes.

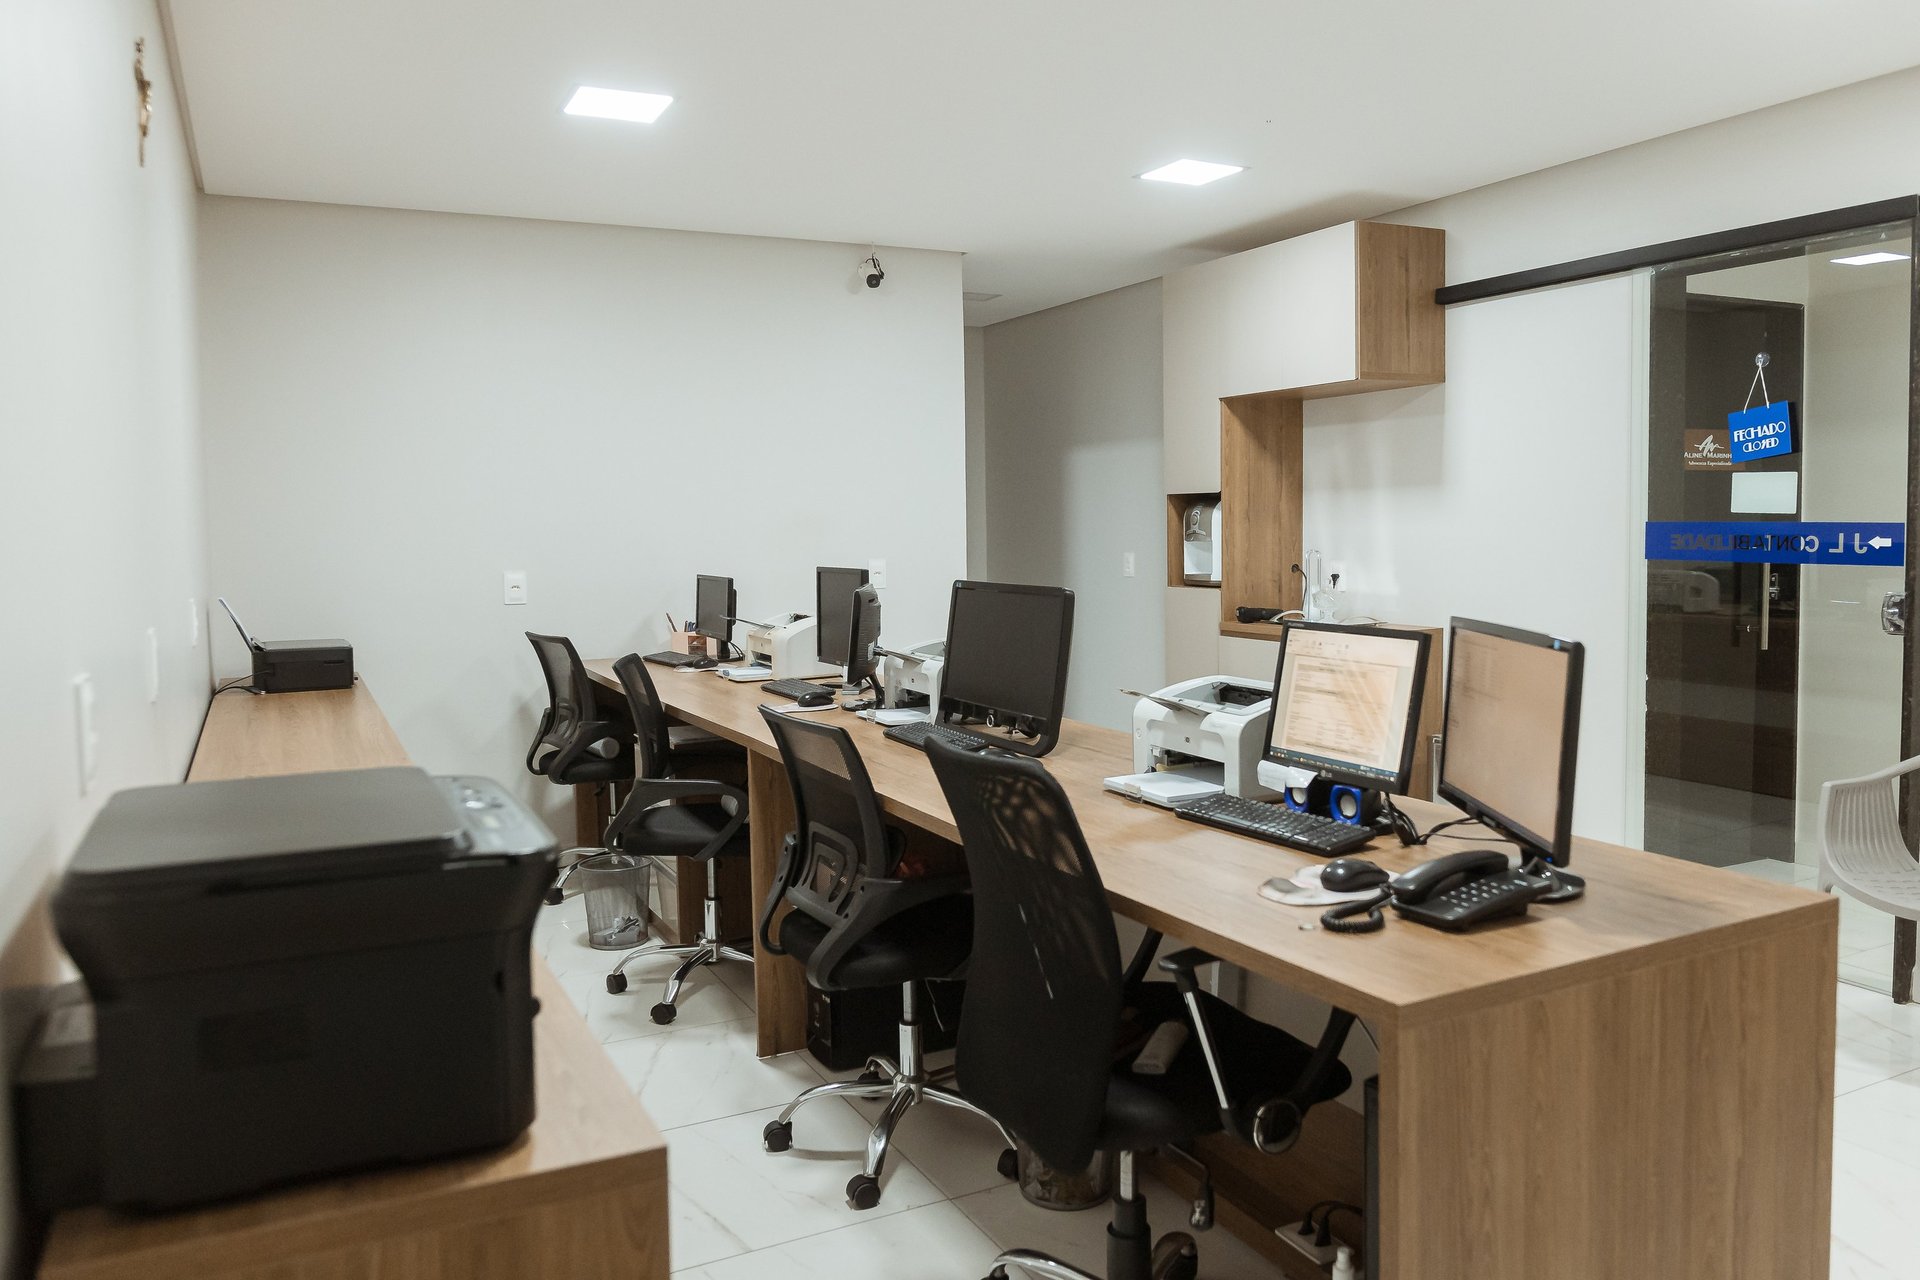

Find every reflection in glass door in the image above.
[1642,220,1914,995]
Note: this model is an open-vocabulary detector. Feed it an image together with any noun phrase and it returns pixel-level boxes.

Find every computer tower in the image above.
[805,980,963,1072]
[1365,1074,1381,1279]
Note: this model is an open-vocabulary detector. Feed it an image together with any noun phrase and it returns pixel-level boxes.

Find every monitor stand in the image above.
[1522,857,1586,904]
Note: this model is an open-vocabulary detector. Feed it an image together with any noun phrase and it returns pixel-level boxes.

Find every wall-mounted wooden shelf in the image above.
[1165,492,1222,589]
[1161,220,1445,645]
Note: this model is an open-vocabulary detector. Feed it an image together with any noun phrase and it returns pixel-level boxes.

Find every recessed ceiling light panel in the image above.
[564,85,673,124]
[1138,159,1245,186]
[1830,251,1910,266]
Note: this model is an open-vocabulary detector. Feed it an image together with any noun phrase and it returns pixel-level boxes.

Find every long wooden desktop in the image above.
[38,682,670,1280]
[585,659,1837,1280]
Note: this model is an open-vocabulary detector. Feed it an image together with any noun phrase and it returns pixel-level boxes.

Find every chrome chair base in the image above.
[761,981,1015,1210]
[605,860,749,1025]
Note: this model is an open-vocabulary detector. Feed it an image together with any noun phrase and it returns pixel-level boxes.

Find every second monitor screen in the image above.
[815,566,870,666]
[1267,624,1426,790]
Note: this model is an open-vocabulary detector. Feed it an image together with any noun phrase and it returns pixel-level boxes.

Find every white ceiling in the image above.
[165,1,1920,325]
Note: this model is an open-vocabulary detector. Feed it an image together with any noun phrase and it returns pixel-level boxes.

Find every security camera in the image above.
[861,255,885,289]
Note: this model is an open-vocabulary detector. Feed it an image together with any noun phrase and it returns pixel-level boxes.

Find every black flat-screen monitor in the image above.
[815,566,870,666]
[937,580,1074,757]
[694,575,735,648]
[1265,622,1430,794]
[1436,617,1585,868]
[844,584,883,692]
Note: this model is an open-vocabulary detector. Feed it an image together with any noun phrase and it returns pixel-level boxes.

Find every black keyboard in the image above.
[883,720,992,753]
[1174,793,1374,856]
[643,651,717,670]
[1391,868,1551,931]
[765,678,837,700]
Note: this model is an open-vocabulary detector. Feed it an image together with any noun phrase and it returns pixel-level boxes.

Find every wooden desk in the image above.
[41,681,669,1280]
[588,660,1837,1280]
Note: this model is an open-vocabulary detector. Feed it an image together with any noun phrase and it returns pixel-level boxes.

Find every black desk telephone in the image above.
[1388,849,1552,930]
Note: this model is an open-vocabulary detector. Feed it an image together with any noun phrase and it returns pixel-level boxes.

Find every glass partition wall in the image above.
[1642,219,1915,994]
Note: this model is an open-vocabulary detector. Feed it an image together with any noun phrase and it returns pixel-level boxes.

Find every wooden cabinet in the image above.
[1161,220,1444,666]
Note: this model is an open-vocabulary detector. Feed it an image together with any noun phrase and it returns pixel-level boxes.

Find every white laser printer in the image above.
[740,614,840,680]
[1104,676,1282,807]
[878,641,945,713]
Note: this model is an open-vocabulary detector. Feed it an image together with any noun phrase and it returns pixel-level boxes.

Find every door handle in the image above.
[1884,592,1907,636]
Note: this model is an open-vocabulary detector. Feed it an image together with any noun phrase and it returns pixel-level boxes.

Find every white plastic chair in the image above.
[1818,758,1920,997]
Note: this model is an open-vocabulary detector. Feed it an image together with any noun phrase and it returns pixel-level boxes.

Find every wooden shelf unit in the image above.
[1165,491,1222,589]
[1161,220,1446,642]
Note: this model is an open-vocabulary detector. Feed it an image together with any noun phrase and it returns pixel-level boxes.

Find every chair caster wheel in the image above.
[650,1002,677,1025]
[543,887,564,906]
[996,1148,1019,1181]
[605,972,627,995]
[762,1120,793,1153]
[855,1068,887,1087]
[1151,1234,1198,1280]
[845,1173,881,1210]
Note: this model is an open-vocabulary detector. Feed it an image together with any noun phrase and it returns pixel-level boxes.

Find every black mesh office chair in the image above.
[755,709,1014,1211]
[601,653,753,1024]
[927,738,1357,1280]
[525,632,634,903]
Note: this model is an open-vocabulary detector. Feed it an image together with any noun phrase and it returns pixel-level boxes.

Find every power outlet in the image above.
[503,570,528,606]
[187,596,200,647]
[867,559,887,589]
[1275,1221,1341,1268]
[1122,551,1136,578]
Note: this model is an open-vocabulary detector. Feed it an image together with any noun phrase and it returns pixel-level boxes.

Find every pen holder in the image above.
[667,631,708,657]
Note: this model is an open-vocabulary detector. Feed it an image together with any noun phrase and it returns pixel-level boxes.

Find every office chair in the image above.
[754,708,1014,1211]
[926,739,1358,1280]
[601,653,754,1024]
[525,632,634,903]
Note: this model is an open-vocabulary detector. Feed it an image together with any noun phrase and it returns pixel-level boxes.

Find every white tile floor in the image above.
[539,888,1920,1279]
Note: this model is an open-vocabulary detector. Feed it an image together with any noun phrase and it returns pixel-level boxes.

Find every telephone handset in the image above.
[1389,849,1552,930]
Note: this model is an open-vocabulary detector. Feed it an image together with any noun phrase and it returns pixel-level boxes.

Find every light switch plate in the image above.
[146,626,160,703]
[73,674,98,795]
[867,559,887,589]
[1122,552,1136,578]
[187,596,199,647]
[503,570,528,606]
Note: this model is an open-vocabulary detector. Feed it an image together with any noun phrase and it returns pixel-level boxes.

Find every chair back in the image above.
[758,709,894,932]
[925,739,1124,1172]
[524,632,596,773]
[613,653,675,780]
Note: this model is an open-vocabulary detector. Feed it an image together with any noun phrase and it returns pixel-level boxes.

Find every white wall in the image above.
[978,281,1166,729]
[197,198,966,830]
[0,1,206,1270]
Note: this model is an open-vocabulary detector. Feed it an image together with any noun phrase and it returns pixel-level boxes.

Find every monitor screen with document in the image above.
[1265,622,1429,793]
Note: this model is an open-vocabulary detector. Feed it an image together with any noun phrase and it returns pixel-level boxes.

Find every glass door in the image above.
[1642,219,1914,995]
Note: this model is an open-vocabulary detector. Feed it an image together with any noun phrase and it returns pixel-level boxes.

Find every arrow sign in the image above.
[1645,521,1905,566]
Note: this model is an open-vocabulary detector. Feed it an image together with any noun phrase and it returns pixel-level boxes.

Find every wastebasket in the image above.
[1015,1139,1114,1210]
[575,852,651,951]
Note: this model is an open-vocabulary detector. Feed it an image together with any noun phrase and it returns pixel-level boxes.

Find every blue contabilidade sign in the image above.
[1645,520,1904,566]
[1726,401,1795,462]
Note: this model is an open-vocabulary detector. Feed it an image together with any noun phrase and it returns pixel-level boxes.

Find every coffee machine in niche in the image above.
[1180,497,1222,586]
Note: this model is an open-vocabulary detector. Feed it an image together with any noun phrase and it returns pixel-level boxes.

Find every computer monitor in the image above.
[815,566,871,666]
[937,580,1074,757]
[843,584,883,694]
[1265,622,1430,794]
[1437,617,1585,869]
[694,575,735,649]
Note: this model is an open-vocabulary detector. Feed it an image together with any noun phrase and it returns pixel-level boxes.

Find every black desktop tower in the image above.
[1365,1075,1381,1279]
[805,980,964,1071]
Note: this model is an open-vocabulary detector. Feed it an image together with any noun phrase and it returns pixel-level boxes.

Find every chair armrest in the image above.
[1156,947,1221,992]
[1122,929,1165,993]
[605,778,746,855]
[799,873,972,992]
[544,719,628,777]
[525,708,556,774]
[759,833,800,956]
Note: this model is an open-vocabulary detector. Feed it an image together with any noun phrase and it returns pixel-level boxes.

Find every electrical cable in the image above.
[1319,888,1391,934]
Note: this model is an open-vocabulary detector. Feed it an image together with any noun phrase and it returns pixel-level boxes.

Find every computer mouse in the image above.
[1320,858,1389,893]
[795,690,835,708]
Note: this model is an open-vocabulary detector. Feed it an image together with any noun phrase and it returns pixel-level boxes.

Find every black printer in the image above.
[19,767,556,1212]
